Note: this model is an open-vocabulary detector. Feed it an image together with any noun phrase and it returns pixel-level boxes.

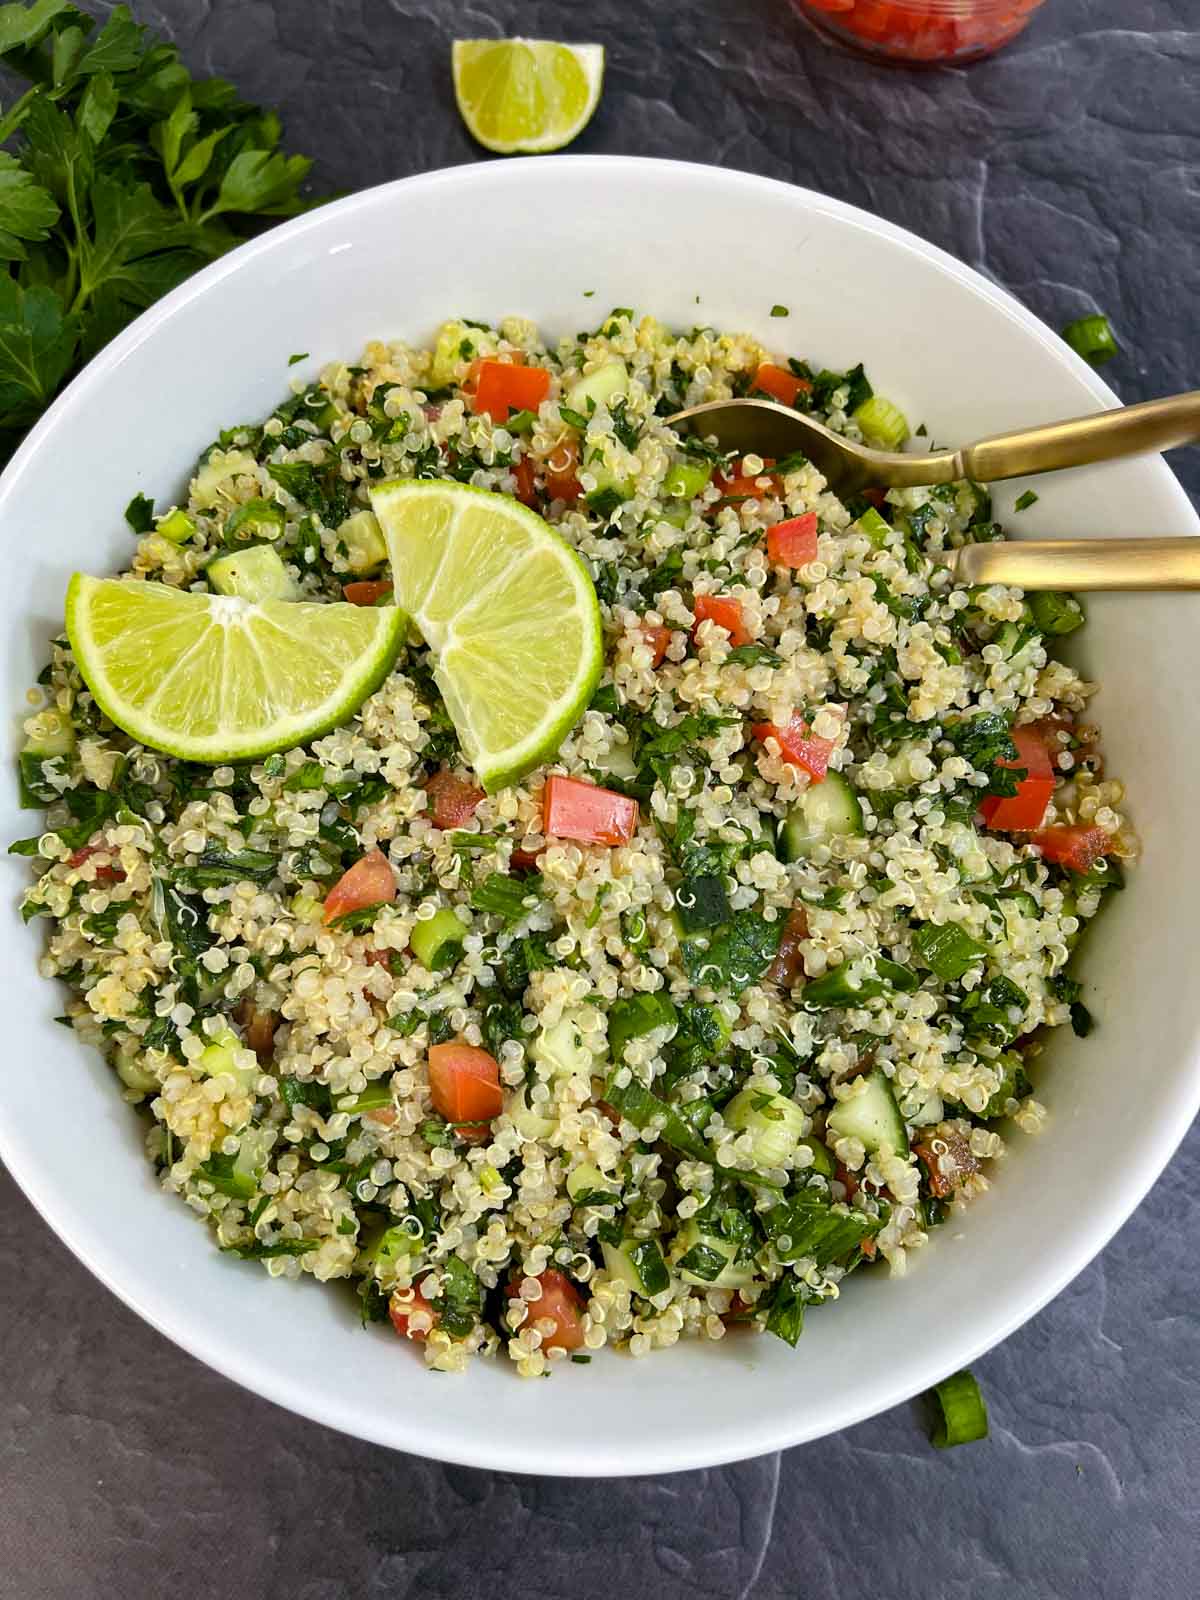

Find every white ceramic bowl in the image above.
[2,157,1196,1477]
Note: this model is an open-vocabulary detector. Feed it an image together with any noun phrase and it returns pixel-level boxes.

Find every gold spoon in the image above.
[941,538,1200,590]
[666,391,1200,494]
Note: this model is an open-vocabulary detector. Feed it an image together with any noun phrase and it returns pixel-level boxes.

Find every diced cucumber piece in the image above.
[780,772,864,862]
[853,506,892,548]
[196,1027,258,1094]
[724,1084,808,1171]
[22,707,74,758]
[672,1220,755,1289]
[566,357,629,414]
[155,507,196,544]
[190,448,257,510]
[800,1135,836,1178]
[337,509,387,573]
[508,1086,555,1142]
[206,543,297,603]
[854,394,909,450]
[410,907,467,972]
[429,318,498,388]
[291,891,323,924]
[591,742,637,781]
[994,620,1039,659]
[657,504,692,529]
[232,1123,274,1190]
[532,1010,600,1081]
[601,1236,671,1298]
[663,460,713,500]
[115,1042,159,1096]
[566,1161,619,1204]
[826,1068,909,1155]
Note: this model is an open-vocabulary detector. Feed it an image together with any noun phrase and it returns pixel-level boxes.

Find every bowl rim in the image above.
[2,154,1197,1476]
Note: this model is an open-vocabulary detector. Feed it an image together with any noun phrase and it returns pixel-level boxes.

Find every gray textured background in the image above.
[2,2,1198,1596]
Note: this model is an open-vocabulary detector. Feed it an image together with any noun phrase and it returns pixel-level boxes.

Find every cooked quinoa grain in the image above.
[14,310,1132,1371]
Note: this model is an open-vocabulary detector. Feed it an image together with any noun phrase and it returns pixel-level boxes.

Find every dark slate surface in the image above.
[2,2,1198,1596]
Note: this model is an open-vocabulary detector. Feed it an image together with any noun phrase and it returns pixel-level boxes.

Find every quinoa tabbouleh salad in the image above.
[13,308,1133,1377]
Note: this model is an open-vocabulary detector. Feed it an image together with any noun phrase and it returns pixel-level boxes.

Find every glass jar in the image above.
[793,0,1046,64]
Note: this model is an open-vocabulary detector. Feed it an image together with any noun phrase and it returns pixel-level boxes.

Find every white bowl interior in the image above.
[2,158,1197,1475]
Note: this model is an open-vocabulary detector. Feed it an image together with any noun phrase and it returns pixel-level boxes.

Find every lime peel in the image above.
[65,575,408,763]
[369,479,603,792]
[452,38,605,155]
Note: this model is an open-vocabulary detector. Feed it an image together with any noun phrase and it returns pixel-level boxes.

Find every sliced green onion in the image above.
[853,395,909,450]
[155,507,196,544]
[663,460,713,499]
[854,506,892,548]
[1013,489,1038,512]
[410,907,467,971]
[1028,590,1085,636]
[224,497,285,543]
[929,1369,989,1448]
[913,923,989,982]
[1062,314,1118,366]
[608,992,678,1062]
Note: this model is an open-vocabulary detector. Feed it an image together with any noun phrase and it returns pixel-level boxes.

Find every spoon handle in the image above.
[957,391,1200,484]
[946,536,1200,590]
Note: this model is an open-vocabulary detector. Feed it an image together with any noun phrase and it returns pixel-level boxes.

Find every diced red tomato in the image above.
[234,996,280,1061]
[1031,825,1113,874]
[510,847,542,872]
[363,948,393,969]
[713,458,782,501]
[915,1128,981,1199]
[543,775,639,847]
[428,1041,503,1128]
[752,711,837,782]
[543,438,582,502]
[752,362,812,407]
[66,843,124,883]
[511,455,538,507]
[343,579,393,606]
[765,907,809,987]
[513,1269,586,1353]
[425,769,484,830]
[766,512,819,568]
[693,593,753,648]
[473,359,551,421]
[835,1161,861,1206]
[322,848,396,925]
[861,487,888,510]
[640,623,672,667]
[389,1280,438,1341]
[978,725,1055,832]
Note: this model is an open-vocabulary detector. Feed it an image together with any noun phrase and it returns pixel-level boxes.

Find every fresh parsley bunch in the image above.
[0,1,316,462]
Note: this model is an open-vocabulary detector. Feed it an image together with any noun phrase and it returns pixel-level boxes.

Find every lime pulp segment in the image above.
[65,575,408,763]
[369,479,603,792]
[451,38,605,155]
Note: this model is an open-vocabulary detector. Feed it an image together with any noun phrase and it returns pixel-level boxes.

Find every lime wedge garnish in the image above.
[369,480,602,791]
[451,38,605,155]
[65,575,407,763]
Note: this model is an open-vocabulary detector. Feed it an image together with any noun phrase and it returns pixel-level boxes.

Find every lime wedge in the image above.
[65,575,407,763]
[451,38,605,155]
[369,480,602,791]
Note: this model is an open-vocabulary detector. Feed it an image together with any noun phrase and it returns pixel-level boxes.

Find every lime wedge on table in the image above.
[370,480,602,792]
[452,38,605,154]
[65,576,407,763]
